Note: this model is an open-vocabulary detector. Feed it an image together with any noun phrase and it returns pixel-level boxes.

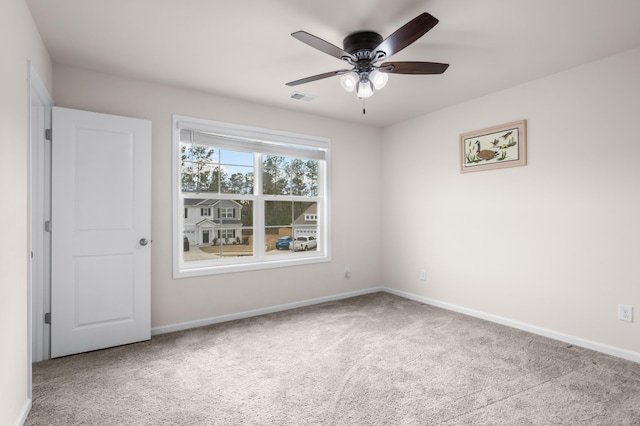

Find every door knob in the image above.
[139,238,149,246]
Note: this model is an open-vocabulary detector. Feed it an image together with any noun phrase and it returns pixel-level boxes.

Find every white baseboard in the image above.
[151,285,640,364]
[151,287,384,336]
[383,287,640,364]
[14,398,31,426]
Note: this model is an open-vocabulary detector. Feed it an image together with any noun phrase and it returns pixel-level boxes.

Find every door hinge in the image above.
[44,312,51,324]
[44,220,51,232]
[45,129,52,141]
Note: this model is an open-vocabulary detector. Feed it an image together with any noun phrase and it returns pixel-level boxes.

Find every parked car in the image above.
[291,236,317,251]
[275,236,292,250]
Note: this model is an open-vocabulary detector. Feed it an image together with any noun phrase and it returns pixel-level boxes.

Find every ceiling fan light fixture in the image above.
[340,72,358,92]
[370,69,389,90]
[356,78,374,98]
[287,12,449,107]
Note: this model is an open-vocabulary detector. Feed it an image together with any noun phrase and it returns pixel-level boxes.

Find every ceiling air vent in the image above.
[290,92,316,102]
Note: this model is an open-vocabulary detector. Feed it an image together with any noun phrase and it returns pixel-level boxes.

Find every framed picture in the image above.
[460,120,527,173]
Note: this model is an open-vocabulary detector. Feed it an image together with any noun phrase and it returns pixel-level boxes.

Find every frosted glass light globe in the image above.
[340,72,358,92]
[370,69,389,90]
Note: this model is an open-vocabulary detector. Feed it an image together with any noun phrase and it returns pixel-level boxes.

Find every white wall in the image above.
[52,65,383,329]
[0,0,52,424]
[382,47,640,357]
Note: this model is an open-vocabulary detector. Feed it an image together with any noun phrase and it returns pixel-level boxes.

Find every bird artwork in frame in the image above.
[459,120,527,173]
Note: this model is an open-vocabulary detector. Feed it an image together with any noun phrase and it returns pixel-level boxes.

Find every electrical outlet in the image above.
[618,304,633,322]
[419,270,426,281]
[344,267,351,278]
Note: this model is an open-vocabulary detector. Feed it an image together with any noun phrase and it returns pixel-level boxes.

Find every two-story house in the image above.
[184,199,243,246]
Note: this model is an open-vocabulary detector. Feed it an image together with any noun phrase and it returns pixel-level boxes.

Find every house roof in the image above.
[293,204,318,226]
[26,0,640,128]
[184,199,241,207]
[195,218,216,227]
[184,199,212,207]
[195,219,242,227]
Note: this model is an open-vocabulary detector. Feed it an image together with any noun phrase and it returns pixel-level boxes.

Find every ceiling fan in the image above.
[286,12,449,101]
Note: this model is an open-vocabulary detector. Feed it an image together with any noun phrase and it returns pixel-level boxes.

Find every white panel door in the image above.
[51,107,151,358]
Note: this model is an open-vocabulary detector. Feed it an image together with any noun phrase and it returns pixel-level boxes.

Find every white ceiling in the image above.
[26,0,640,128]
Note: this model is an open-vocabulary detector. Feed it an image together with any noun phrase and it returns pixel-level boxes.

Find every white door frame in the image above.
[28,62,54,395]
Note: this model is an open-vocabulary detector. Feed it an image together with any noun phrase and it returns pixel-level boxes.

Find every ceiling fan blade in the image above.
[292,31,357,62]
[286,69,350,86]
[372,13,439,60]
[380,61,449,74]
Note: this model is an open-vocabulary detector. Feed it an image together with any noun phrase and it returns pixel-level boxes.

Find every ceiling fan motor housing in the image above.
[343,31,383,61]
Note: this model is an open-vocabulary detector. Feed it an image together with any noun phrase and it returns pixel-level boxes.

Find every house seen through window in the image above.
[173,115,330,277]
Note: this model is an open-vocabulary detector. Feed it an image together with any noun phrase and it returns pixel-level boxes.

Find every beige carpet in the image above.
[27,292,640,425]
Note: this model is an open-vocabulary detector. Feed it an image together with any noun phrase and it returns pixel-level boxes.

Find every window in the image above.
[220,207,234,219]
[220,229,235,239]
[173,115,330,277]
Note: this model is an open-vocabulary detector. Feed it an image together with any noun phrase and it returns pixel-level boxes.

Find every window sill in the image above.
[174,252,331,278]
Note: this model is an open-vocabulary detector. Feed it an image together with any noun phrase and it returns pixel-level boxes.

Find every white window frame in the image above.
[172,115,331,278]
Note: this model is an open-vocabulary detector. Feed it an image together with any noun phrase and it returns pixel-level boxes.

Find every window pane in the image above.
[181,145,254,194]
[222,165,254,195]
[220,150,254,195]
[291,159,318,197]
[265,201,317,255]
[181,143,218,193]
[182,199,253,261]
[262,155,318,196]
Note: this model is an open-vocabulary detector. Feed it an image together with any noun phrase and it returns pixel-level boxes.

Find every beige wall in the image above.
[382,47,640,357]
[0,0,52,424]
[52,65,384,329]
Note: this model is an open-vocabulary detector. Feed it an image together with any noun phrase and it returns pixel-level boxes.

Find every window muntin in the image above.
[173,116,330,277]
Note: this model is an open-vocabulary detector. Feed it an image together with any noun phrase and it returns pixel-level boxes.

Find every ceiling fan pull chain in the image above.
[362,98,366,115]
